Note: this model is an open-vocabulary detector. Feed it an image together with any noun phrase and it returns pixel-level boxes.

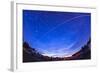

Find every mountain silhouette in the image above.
[23,39,91,62]
[70,39,91,60]
[23,42,45,62]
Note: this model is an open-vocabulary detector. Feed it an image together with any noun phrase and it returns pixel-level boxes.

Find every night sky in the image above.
[23,10,91,57]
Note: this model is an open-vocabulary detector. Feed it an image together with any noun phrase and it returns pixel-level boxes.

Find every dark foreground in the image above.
[23,39,91,62]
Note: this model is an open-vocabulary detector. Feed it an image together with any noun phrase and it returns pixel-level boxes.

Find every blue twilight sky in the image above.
[23,10,91,57]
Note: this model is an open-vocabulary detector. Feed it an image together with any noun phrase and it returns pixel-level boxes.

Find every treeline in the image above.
[23,39,91,62]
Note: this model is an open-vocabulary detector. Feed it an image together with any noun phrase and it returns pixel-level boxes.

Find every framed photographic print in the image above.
[11,1,97,71]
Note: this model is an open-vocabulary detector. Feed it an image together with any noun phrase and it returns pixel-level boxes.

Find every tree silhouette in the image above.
[23,39,91,62]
